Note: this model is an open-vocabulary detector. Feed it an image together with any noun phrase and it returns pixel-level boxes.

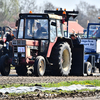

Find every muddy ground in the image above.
[0,70,100,100]
[0,70,100,84]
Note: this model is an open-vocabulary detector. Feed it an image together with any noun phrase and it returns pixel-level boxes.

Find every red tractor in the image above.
[0,9,79,76]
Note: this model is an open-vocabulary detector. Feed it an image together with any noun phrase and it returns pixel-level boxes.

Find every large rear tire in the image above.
[34,56,46,76]
[50,42,72,76]
[0,54,10,76]
[15,65,27,76]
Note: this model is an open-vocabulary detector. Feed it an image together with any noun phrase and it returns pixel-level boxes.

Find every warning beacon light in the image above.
[29,11,32,13]
[56,8,58,11]
[98,17,100,23]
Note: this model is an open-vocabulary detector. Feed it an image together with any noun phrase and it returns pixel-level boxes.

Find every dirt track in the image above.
[0,69,100,84]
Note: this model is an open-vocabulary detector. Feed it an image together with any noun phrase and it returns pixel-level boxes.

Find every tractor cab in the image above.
[81,22,100,53]
[87,23,100,38]
[14,13,63,60]
[87,17,100,39]
[17,14,49,40]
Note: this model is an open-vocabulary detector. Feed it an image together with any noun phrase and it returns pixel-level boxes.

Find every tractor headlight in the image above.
[14,53,18,57]
[21,53,25,57]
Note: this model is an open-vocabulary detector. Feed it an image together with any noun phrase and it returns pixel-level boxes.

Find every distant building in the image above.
[63,21,84,37]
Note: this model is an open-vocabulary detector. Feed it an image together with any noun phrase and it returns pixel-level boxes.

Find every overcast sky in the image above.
[36,0,100,10]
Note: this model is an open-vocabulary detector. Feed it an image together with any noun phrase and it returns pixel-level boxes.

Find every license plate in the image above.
[18,47,25,52]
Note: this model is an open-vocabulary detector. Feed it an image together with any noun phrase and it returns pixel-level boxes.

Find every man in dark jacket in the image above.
[35,23,47,38]
[6,30,15,42]
[70,34,81,45]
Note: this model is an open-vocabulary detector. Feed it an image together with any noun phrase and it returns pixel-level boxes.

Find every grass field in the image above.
[0,79,100,88]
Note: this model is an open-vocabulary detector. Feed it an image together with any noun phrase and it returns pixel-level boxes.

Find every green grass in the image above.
[41,80,100,87]
[0,83,35,89]
[0,79,100,89]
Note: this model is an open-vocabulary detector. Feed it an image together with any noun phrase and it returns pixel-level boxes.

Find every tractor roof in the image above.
[44,9,79,21]
[48,14,62,20]
[19,13,49,19]
[19,9,78,21]
[19,13,62,20]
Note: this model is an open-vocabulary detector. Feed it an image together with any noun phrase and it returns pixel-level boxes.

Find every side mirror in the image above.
[15,19,19,27]
[51,22,56,26]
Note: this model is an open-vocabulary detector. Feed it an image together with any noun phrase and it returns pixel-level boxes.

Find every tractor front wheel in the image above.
[0,54,10,76]
[34,56,46,76]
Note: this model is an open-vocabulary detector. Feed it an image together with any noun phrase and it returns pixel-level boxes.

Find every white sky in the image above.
[36,0,100,10]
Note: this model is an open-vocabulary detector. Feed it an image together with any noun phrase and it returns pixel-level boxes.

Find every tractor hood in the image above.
[12,39,39,46]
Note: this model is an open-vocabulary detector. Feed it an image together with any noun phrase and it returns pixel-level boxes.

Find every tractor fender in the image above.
[47,37,73,58]
[57,37,73,48]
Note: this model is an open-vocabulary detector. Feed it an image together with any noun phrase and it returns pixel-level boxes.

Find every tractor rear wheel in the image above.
[34,56,46,76]
[16,65,27,76]
[84,62,92,76]
[0,54,10,76]
[50,42,72,76]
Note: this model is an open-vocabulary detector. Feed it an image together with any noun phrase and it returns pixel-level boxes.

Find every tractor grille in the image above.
[13,46,17,52]
[12,40,26,45]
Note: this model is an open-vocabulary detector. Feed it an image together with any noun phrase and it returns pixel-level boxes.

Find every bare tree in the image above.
[38,1,56,13]
[76,8,88,28]
[76,1,100,28]
[19,0,37,13]
[0,0,19,26]
[44,1,56,10]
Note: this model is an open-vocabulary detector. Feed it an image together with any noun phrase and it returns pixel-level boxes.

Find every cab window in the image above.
[18,19,24,38]
[50,20,56,42]
[88,25,100,38]
[57,20,62,37]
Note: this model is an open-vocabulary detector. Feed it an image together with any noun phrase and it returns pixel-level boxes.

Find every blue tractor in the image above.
[70,21,100,76]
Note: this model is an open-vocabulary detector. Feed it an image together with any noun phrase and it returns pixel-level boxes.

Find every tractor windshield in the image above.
[18,19,48,39]
[88,25,100,38]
